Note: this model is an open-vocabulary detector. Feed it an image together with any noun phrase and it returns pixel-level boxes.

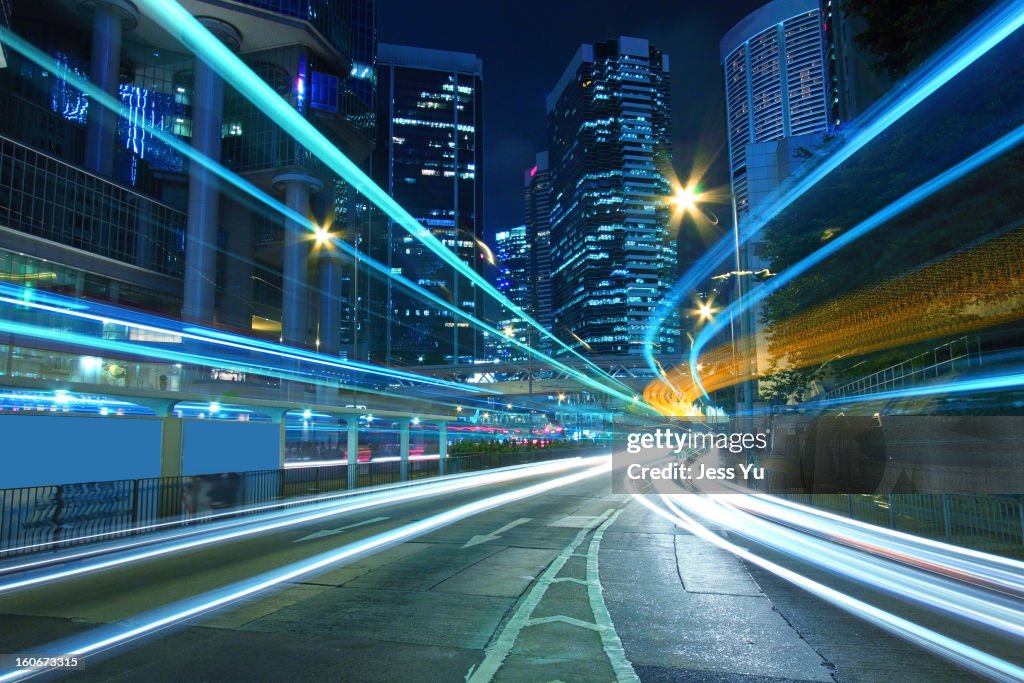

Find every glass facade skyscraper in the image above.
[720,0,829,217]
[374,44,484,365]
[0,0,374,358]
[494,224,530,360]
[523,151,553,352]
[546,37,678,357]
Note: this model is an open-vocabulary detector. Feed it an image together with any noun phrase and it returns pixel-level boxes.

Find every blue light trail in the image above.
[90,4,633,397]
[0,457,603,593]
[0,459,611,681]
[0,282,492,397]
[0,28,641,407]
[642,0,1024,386]
[630,490,1024,682]
[690,121,1024,397]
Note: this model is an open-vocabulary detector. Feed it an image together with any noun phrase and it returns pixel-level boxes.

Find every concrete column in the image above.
[80,0,138,177]
[398,419,410,482]
[159,417,184,478]
[182,18,241,325]
[438,421,448,475]
[318,250,342,356]
[347,418,359,490]
[263,407,288,469]
[314,188,341,356]
[274,172,323,347]
[220,200,254,331]
[157,414,185,518]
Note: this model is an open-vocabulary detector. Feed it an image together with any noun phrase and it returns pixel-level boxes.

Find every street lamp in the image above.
[673,185,699,211]
[313,225,333,247]
[696,300,715,322]
[670,184,719,224]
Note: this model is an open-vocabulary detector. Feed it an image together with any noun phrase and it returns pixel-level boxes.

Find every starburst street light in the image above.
[313,225,332,246]
[669,183,720,225]
[673,185,699,211]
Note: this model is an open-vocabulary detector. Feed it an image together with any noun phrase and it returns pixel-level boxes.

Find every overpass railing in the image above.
[818,336,982,402]
[0,446,608,558]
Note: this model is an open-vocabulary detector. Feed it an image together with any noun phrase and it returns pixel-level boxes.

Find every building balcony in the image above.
[0,134,185,279]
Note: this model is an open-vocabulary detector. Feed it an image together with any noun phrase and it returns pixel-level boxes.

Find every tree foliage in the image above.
[844,0,998,79]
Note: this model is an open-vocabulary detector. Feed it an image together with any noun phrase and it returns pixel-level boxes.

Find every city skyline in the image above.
[378,0,769,235]
[0,2,1021,680]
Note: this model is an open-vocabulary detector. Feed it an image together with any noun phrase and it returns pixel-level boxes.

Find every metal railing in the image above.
[820,336,982,401]
[785,492,1024,557]
[0,134,185,276]
[0,447,603,558]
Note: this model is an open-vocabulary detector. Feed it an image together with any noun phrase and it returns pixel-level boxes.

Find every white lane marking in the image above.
[467,509,612,683]
[550,577,588,586]
[526,615,600,631]
[293,517,389,543]
[548,515,603,529]
[585,509,639,682]
[462,518,532,548]
[467,507,638,683]
[0,465,612,683]
[0,459,602,595]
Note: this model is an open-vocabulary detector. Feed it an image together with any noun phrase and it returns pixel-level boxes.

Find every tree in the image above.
[844,0,998,79]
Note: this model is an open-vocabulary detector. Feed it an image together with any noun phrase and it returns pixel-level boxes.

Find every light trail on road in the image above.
[0,459,612,682]
[664,494,1024,637]
[630,489,1024,682]
[0,456,594,565]
[0,457,605,595]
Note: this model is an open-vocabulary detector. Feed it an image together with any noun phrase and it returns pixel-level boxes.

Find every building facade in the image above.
[523,150,553,351]
[373,43,484,366]
[493,224,530,360]
[546,36,678,357]
[0,0,375,394]
[720,0,829,218]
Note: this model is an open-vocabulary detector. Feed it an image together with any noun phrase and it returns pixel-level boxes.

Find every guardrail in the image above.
[819,336,982,401]
[0,447,607,558]
[0,134,185,276]
[781,492,1024,557]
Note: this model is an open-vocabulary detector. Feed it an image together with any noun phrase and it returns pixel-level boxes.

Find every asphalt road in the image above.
[0,458,992,682]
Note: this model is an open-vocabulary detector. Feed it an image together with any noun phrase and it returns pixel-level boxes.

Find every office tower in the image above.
[546,36,678,357]
[523,151,553,351]
[494,224,530,360]
[721,0,829,218]
[0,0,375,382]
[374,43,484,366]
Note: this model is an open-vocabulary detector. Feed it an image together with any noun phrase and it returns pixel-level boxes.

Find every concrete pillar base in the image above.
[347,418,359,489]
[398,419,410,482]
[438,421,448,475]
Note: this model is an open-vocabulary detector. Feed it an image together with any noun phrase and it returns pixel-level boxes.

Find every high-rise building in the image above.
[373,43,484,366]
[523,151,553,350]
[0,0,375,381]
[546,36,678,357]
[721,0,829,218]
[494,224,530,360]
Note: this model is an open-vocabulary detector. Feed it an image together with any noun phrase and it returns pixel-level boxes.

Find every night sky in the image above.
[377,0,768,239]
